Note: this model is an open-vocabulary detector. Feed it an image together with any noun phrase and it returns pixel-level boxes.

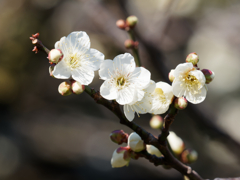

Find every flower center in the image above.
[67,53,80,69]
[182,73,201,94]
[116,77,126,86]
[155,88,167,104]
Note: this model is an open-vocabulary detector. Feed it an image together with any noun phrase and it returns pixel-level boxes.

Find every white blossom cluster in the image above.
[50,31,210,122]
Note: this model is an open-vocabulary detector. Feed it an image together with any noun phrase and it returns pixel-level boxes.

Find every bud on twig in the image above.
[149,115,163,129]
[111,147,131,168]
[201,69,215,84]
[168,131,185,156]
[116,19,126,30]
[124,39,138,49]
[174,97,188,110]
[110,130,128,145]
[71,81,85,95]
[186,52,199,66]
[168,69,175,82]
[48,49,63,64]
[128,132,145,152]
[58,82,72,96]
[146,145,162,157]
[181,149,198,164]
[126,15,138,28]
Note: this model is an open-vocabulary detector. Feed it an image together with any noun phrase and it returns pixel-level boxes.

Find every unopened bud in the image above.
[110,130,128,145]
[150,115,163,129]
[48,49,63,64]
[128,132,145,152]
[186,52,199,66]
[168,131,185,156]
[71,81,85,95]
[124,39,135,49]
[181,149,198,164]
[111,147,131,168]
[58,82,72,96]
[116,19,126,30]
[174,97,188,110]
[201,69,215,84]
[168,69,175,82]
[126,15,138,28]
[146,145,162,157]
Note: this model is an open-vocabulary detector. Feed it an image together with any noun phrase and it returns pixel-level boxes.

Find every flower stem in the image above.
[128,29,141,67]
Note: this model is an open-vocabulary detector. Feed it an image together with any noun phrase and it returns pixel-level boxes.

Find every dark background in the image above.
[0,0,240,179]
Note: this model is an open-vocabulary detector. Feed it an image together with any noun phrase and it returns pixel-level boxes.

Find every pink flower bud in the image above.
[128,132,145,152]
[174,97,188,110]
[126,15,138,28]
[201,69,215,84]
[124,39,135,49]
[181,149,198,164]
[111,147,131,168]
[110,130,128,145]
[149,115,163,129]
[71,81,85,95]
[168,69,175,82]
[186,52,199,66]
[116,19,126,30]
[58,82,72,96]
[48,49,63,64]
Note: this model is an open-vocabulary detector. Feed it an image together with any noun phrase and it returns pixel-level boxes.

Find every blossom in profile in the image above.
[52,31,104,85]
[172,63,206,104]
[123,80,155,121]
[111,147,130,168]
[99,53,151,105]
[150,82,174,115]
[168,131,185,155]
[128,132,145,152]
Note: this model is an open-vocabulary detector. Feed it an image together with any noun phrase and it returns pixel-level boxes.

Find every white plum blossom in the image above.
[52,31,104,85]
[99,53,151,105]
[172,63,207,104]
[146,145,162,157]
[123,80,156,121]
[150,82,174,115]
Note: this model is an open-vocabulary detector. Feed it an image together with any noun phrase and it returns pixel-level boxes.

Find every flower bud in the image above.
[116,19,126,30]
[186,52,199,66]
[58,82,72,96]
[110,130,128,145]
[168,131,185,156]
[71,81,85,95]
[128,132,145,152]
[174,97,188,110]
[111,147,130,168]
[49,66,55,78]
[168,69,175,82]
[48,49,63,64]
[124,39,135,49]
[146,145,162,157]
[181,149,198,164]
[126,15,138,28]
[201,69,215,84]
[149,115,163,129]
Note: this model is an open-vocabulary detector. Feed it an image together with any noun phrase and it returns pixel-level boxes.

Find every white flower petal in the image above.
[189,70,206,89]
[54,41,60,49]
[131,67,151,89]
[124,105,135,121]
[83,48,105,71]
[71,68,94,85]
[100,80,118,100]
[113,53,136,73]
[172,80,185,97]
[99,60,114,80]
[174,63,193,77]
[111,149,129,168]
[116,86,135,105]
[66,31,90,53]
[52,60,71,79]
[151,105,169,115]
[156,82,173,101]
[186,85,207,104]
[57,36,70,54]
[144,80,156,93]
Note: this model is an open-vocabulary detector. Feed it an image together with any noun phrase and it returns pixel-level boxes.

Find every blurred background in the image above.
[0,0,240,179]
